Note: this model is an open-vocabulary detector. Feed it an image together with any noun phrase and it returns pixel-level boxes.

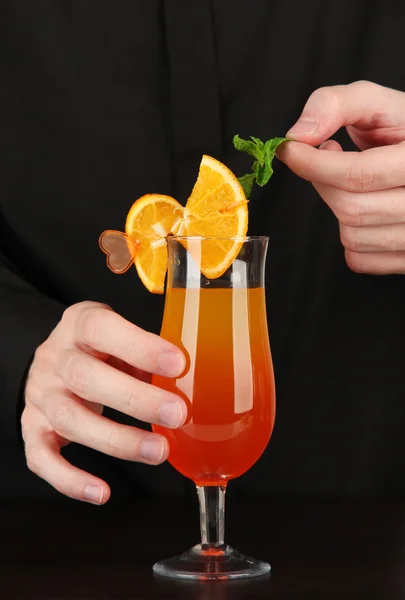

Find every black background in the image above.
[1,0,405,502]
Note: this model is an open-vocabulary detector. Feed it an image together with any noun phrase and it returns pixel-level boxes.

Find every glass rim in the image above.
[168,235,269,242]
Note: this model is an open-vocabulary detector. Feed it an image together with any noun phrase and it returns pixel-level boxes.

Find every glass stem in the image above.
[196,485,226,547]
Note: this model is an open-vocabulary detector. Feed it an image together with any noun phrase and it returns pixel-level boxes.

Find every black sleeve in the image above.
[0,250,65,449]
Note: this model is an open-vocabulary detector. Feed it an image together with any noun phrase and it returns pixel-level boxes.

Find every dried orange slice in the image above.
[125,194,184,293]
[180,155,248,278]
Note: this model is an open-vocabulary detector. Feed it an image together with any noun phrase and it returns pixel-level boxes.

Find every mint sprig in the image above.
[233,134,289,198]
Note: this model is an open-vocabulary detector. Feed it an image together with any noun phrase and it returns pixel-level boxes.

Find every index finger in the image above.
[74,307,185,377]
[277,140,405,192]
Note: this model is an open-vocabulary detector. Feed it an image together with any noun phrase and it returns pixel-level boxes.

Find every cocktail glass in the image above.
[152,236,275,580]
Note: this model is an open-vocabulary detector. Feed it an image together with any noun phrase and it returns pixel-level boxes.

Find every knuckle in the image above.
[33,341,55,370]
[61,303,83,326]
[335,195,363,227]
[25,445,43,476]
[106,428,123,456]
[123,385,142,414]
[105,426,140,461]
[21,408,33,442]
[310,86,341,113]
[76,307,108,347]
[350,80,378,94]
[345,250,366,273]
[123,334,143,363]
[346,159,376,193]
[24,376,41,406]
[339,225,360,253]
[64,352,92,395]
[50,402,78,436]
[62,302,112,334]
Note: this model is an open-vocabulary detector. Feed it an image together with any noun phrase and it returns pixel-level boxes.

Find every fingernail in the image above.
[158,400,184,428]
[319,140,336,150]
[287,118,319,136]
[83,484,103,504]
[140,438,165,463]
[158,351,185,377]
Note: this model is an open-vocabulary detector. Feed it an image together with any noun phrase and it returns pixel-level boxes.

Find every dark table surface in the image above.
[1,494,405,599]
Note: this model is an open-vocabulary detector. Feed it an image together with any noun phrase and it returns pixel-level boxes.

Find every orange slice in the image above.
[181,155,248,278]
[125,194,184,293]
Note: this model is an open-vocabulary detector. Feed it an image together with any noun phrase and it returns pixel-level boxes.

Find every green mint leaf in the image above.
[249,136,265,153]
[252,160,261,175]
[255,161,273,187]
[233,134,264,163]
[237,173,256,199]
[264,137,289,155]
[233,135,290,196]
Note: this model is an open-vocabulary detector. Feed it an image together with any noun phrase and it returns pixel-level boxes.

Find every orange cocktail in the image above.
[151,236,274,579]
[153,285,275,485]
[99,139,286,579]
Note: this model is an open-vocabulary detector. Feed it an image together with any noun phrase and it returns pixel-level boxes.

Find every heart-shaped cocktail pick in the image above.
[99,230,138,274]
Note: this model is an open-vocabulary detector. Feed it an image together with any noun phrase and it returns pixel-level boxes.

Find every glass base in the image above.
[153,544,271,580]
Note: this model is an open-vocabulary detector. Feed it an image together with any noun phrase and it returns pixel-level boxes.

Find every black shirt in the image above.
[1,0,405,499]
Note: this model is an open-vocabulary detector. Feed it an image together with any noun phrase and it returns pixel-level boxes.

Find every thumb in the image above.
[285,81,405,146]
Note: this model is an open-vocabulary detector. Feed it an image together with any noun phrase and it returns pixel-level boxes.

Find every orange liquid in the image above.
[152,287,275,485]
